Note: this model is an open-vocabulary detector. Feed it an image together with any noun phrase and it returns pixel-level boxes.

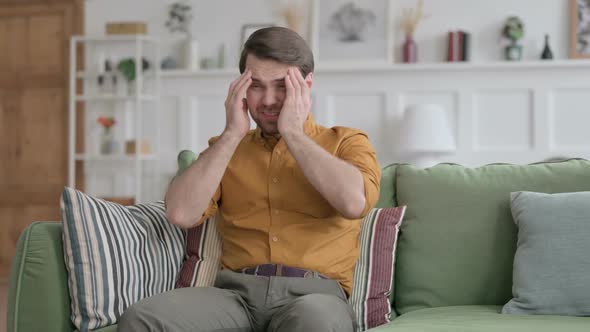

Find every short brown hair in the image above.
[239,27,314,77]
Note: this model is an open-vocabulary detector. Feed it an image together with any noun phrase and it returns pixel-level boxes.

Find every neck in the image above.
[261,131,281,140]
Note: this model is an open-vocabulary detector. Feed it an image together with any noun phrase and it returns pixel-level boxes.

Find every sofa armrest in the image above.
[8,221,75,332]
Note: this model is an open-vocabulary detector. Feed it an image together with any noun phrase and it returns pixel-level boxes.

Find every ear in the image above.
[305,72,314,89]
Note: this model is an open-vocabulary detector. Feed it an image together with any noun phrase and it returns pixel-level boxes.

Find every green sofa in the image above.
[8,159,590,331]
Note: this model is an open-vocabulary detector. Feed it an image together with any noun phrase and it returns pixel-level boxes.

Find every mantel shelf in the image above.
[75,94,157,101]
[75,154,157,161]
[159,59,590,78]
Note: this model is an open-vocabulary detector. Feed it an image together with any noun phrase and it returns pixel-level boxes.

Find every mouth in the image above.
[261,110,280,121]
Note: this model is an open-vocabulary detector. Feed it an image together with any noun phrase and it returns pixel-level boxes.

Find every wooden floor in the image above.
[1,281,7,332]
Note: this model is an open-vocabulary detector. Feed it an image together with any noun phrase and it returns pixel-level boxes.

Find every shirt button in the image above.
[272,236,279,242]
[272,177,278,183]
[274,209,280,215]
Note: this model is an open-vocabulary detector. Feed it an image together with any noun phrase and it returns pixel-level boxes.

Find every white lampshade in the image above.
[398,104,456,153]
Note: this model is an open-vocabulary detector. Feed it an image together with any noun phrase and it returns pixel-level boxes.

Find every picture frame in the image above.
[241,23,276,46]
[311,0,394,66]
[570,0,590,58]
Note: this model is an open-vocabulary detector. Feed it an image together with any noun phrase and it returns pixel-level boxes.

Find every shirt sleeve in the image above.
[195,184,221,225]
[336,130,382,217]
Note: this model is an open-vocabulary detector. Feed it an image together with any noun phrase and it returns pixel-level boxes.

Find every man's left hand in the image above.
[278,67,312,137]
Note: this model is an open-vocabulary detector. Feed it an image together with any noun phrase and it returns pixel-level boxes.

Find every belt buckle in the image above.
[303,270,314,278]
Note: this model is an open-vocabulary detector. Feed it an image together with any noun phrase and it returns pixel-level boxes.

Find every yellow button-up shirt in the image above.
[197,115,381,294]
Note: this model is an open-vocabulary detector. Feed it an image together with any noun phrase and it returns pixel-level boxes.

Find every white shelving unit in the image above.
[68,35,161,204]
[158,59,590,78]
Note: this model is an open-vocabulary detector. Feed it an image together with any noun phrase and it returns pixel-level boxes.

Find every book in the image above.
[447,30,472,62]
[458,31,465,61]
[447,31,457,62]
[462,31,471,61]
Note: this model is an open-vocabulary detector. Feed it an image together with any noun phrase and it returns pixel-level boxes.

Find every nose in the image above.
[262,88,276,107]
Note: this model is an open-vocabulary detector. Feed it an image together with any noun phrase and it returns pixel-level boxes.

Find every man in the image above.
[119,27,381,332]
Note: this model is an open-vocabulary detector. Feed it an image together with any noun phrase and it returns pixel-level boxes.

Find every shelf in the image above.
[69,34,162,204]
[160,68,238,78]
[72,35,157,43]
[315,59,590,73]
[76,71,158,79]
[159,59,590,78]
[75,94,157,101]
[75,154,157,161]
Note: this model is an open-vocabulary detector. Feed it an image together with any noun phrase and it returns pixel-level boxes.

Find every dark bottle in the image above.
[541,34,553,60]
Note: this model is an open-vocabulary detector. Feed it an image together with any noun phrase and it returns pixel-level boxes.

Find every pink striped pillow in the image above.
[175,213,221,288]
[350,206,407,331]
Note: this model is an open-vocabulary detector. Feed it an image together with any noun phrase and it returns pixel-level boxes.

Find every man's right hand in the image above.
[223,70,252,139]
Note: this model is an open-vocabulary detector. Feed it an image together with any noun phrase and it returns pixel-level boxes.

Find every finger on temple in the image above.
[233,72,252,98]
[285,74,295,98]
[228,70,249,95]
[290,68,302,96]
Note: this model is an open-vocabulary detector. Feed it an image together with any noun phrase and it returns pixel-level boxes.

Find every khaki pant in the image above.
[118,270,356,332]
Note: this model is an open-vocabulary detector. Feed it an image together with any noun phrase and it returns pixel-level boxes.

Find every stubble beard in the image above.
[251,107,282,138]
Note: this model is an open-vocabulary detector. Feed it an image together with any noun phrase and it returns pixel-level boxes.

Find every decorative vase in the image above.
[183,37,200,70]
[100,128,116,155]
[541,34,554,60]
[505,43,522,61]
[403,35,418,63]
[127,80,136,96]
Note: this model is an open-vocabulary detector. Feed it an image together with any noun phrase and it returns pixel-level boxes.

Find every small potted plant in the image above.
[503,16,525,61]
[97,116,116,155]
[117,57,150,95]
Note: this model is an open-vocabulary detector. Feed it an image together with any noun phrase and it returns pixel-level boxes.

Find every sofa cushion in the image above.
[368,305,590,332]
[502,191,590,316]
[61,188,186,331]
[393,159,590,315]
[83,325,117,332]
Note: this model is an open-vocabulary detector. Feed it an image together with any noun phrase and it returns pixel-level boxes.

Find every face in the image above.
[244,54,312,138]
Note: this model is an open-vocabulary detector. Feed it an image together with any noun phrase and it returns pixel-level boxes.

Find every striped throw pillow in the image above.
[350,206,406,331]
[175,213,222,288]
[172,149,223,288]
[61,187,186,331]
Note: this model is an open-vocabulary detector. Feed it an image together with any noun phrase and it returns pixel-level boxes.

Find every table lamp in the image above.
[397,103,456,168]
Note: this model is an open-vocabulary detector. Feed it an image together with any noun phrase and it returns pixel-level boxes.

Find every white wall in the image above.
[86,0,572,66]
[156,63,590,168]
